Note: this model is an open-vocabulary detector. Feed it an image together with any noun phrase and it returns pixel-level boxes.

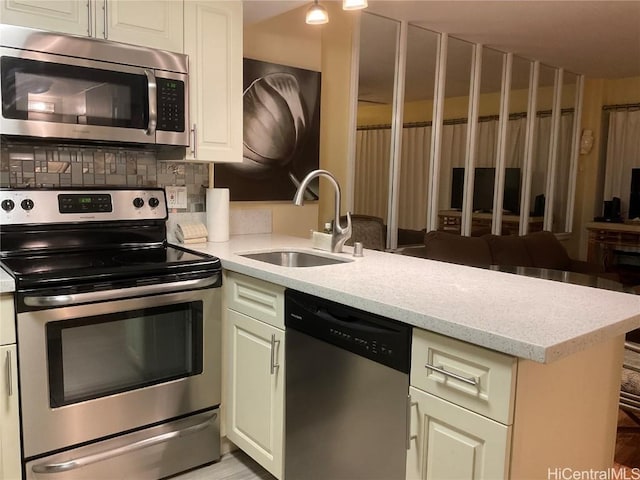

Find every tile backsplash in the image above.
[0,141,209,211]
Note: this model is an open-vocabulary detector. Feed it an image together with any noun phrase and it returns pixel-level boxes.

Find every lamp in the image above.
[306,0,329,24]
[343,0,368,9]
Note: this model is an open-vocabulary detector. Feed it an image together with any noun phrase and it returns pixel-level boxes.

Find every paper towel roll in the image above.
[206,188,230,242]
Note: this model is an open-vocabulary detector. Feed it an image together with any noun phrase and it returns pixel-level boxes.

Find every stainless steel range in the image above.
[0,187,222,480]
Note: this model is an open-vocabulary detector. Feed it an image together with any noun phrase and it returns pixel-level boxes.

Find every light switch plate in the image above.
[166,186,188,209]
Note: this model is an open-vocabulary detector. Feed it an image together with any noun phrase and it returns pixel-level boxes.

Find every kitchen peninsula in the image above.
[199,233,639,478]
[2,233,639,478]
[199,234,639,363]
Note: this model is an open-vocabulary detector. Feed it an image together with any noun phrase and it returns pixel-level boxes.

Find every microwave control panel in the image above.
[157,78,185,133]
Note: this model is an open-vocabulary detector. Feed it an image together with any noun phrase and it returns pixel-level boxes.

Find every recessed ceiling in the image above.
[244,1,640,79]
[244,1,640,104]
[365,0,640,79]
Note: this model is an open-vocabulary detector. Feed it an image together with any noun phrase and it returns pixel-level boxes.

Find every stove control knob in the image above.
[148,197,160,208]
[21,199,34,211]
[133,197,145,208]
[1,199,15,212]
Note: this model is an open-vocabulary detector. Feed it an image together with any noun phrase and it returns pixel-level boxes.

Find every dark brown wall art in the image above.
[214,58,321,201]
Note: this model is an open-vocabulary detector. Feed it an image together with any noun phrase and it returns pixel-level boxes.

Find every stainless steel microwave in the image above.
[0,24,189,146]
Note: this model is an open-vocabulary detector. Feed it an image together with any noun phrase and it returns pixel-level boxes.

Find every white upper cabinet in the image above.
[99,1,184,52]
[0,0,184,53]
[0,0,91,36]
[184,0,242,163]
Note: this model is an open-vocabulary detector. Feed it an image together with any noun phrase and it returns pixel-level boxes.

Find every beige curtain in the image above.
[398,126,431,230]
[505,117,527,168]
[531,115,552,205]
[437,123,468,210]
[354,128,391,221]
[552,112,576,231]
[475,119,499,168]
[354,113,575,232]
[604,109,640,219]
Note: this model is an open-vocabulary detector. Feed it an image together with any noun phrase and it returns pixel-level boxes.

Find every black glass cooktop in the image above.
[0,243,221,289]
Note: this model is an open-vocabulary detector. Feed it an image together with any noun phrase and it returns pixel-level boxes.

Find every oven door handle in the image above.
[23,274,220,307]
[31,412,217,474]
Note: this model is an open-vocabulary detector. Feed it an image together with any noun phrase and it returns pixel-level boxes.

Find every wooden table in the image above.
[438,209,544,235]
[586,222,640,286]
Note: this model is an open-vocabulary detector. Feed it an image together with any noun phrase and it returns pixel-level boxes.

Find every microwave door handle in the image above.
[144,69,157,136]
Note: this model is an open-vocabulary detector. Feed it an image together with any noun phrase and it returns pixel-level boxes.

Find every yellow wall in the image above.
[239,4,355,237]
[571,76,640,258]
[239,6,322,238]
[317,3,357,229]
[357,85,560,127]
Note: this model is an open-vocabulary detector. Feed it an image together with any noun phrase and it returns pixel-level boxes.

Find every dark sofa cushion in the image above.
[522,230,571,270]
[423,231,492,268]
[483,234,533,267]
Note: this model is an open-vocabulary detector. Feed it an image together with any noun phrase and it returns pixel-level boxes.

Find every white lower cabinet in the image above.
[224,272,285,479]
[407,386,510,480]
[408,329,624,479]
[0,293,20,480]
[407,330,514,480]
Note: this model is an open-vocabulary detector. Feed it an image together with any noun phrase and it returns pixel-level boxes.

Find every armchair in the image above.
[342,214,386,251]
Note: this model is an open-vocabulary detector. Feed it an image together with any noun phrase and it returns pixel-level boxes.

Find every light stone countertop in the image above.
[2,233,638,363]
[190,233,640,364]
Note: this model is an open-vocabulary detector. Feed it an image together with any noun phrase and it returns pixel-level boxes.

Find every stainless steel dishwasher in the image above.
[285,289,411,480]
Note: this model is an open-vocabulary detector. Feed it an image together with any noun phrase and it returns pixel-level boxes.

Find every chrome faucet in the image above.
[293,169,352,253]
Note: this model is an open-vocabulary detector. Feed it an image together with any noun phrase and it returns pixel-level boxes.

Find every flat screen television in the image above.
[451,167,521,214]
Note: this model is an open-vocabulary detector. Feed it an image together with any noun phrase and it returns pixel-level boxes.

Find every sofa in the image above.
[399,230,614,278]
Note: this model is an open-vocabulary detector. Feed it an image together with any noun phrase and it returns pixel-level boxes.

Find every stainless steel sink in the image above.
[239,250,352,267]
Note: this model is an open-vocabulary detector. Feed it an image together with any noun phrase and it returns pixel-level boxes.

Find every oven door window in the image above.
[1,56,147,128]
[46,301,203,407]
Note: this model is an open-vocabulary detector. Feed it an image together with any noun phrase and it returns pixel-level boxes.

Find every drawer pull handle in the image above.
[424,363,478,386]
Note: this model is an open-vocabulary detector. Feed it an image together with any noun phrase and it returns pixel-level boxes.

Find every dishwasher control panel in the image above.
[285,289,411,373]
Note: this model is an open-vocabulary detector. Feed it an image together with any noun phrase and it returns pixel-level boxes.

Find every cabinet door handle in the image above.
[406,395,417,450]
[191,123,198,158]
[270,334,280,375]
[424,363,478,386]
[5,350,12,397]
[102,0,108,39]
[87,0,92,36]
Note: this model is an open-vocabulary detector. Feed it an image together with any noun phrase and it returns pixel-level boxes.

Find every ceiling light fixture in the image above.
[342,0,368,10]
[305,0,329,25]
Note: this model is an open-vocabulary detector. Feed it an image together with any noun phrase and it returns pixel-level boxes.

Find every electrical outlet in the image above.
[166,186,188,209]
